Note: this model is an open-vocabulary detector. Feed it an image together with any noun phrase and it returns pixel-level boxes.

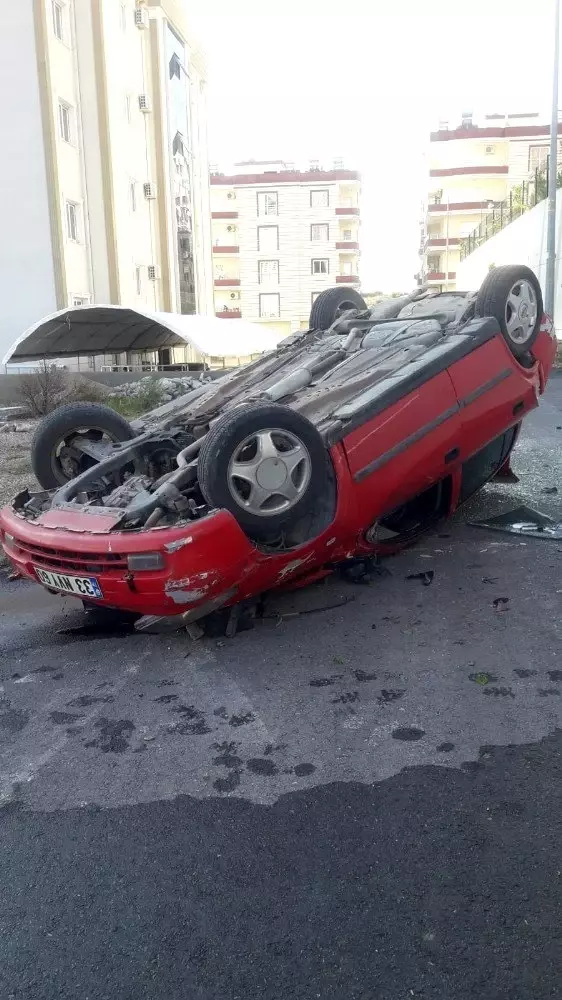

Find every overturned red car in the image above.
[0,265,556,630]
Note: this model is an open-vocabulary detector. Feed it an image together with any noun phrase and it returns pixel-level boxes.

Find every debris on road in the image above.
[471,505,562,539]
[337,556,392,584]
[492,597,510,612]
[406,570,435,587]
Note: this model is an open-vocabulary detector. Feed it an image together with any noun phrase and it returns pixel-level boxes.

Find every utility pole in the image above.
[545,0,560,318]
[445,195,449,291]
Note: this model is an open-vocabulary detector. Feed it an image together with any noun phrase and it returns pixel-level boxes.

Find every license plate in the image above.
[34,566,103,599]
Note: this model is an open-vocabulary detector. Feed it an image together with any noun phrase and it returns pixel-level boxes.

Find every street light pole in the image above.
[445,195,449,291]
[545,0,560,319]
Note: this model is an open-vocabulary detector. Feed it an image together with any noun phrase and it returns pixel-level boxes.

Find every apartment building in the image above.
[0,0,213,366]
[421,112,562,291]
[209,161,361,338]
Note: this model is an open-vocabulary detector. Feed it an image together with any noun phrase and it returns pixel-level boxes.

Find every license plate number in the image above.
[34,567,103,599]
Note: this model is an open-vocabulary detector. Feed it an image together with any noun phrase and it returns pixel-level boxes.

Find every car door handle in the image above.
[445,447,460,464]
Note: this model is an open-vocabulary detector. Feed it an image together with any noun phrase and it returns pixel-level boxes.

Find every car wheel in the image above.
[309,287,367,330]
[31,402,135,489]
[198,402,329,537]
[474,265,543,358]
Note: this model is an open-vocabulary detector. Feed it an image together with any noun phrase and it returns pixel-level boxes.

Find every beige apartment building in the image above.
[209,161,361,338]
[421,112,562,291]
[0,0,213,367]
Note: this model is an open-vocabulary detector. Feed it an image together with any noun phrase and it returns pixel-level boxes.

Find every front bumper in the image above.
[0,506,257,617]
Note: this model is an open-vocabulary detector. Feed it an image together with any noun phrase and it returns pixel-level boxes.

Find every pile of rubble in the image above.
[107,374,207,403]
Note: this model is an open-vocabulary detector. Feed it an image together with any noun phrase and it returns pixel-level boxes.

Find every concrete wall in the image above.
[455,197,562,336]
[0,367,229,405]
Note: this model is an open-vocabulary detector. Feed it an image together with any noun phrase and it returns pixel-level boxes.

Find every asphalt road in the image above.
[2,378,562,998]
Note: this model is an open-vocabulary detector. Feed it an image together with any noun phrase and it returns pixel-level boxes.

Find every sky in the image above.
[191,0,556,292]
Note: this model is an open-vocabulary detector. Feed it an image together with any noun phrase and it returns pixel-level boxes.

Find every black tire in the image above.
[309,286,367,330]
[31,402,134,489]
[474,265,543,358]
[198,402,328,536]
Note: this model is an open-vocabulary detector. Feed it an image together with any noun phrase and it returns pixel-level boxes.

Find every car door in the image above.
[447,333,539,468]
[342,369,462,525]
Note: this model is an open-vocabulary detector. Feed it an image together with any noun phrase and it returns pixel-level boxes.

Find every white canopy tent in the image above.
[2,306,281,366]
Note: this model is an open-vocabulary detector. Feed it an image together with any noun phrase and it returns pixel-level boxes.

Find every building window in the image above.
[65,201,80,242]
[312,259,329,275]
[258,225,279,252]
[129,180,137,213]
[427,254,441,272]
[58,101,74,143]
[311,224,329,242]
[135,266,142,296]
[257,192,278,216]
[429,189,443,206]
[259,260,279,283]
[341,260,354,276]
[52,1,64,41]
[169,54,182,80]
[310,189,329,208]
[528,144,549,172]
[485,145,496,155]
[342,229,352,241]
[72,296,90,307]
[259,293,280,318]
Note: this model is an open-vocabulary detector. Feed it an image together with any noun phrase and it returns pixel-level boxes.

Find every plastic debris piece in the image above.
[470,505,562,539]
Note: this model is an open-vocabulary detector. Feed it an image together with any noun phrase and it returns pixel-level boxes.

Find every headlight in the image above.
[2,533,17,552]
[127,552,164,571]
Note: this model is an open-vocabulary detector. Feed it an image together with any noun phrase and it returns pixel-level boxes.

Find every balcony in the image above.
[213,245,239,254]
[426,271,456,281]
[216,308,241,319]
[336,206,360,216]
[214,277,240,286]
[427,201,490,213]
[429,165,509,178]
[426,237,460,248]
[336,241,360,250]
[212,211,238,219]
[336,274,360,283]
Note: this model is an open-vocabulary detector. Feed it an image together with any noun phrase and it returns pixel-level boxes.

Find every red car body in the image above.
[1,313,556,625]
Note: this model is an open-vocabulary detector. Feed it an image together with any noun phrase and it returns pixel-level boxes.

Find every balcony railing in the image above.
[336,241,360,250]
[460,163,562,261]
[426,237,460,248]
[212,245,240,254]
[216,308,241,318]
[426,271,456,281]
[336,206,360,215]
[336,274,359,283]
[214,277,240,286]
[212,211,238,219]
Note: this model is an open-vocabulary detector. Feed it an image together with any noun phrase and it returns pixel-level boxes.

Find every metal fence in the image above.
[460,165,560,261]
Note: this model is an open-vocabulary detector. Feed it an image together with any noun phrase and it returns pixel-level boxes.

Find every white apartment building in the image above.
[421,112,562,291]
[1,0,213,367]
[210,161,361,338]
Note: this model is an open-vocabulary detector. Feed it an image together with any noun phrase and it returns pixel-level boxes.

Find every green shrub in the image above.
[107,382,165,418]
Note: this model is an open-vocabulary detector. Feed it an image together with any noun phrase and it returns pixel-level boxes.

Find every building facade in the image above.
[0,0,213,367]
[421,112,562,291]
[209,161,361,338]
